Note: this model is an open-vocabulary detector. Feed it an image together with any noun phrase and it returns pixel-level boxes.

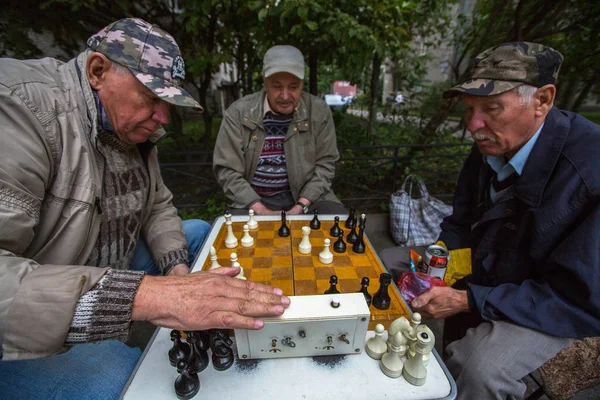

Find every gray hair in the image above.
[514,84,538,106]
[110,60,130,75]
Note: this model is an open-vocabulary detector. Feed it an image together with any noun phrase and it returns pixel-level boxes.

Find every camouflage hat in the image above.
[87,18,203,111]
[443,42,564,98]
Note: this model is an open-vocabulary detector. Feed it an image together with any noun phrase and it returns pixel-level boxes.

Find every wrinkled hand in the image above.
[286,204,303,215]
[410,286,469,319]
[250,202,282,215]
[133,267,290,330]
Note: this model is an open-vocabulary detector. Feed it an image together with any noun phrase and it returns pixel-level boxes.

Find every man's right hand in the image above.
[250,202,281,215]
[132,267,290,330]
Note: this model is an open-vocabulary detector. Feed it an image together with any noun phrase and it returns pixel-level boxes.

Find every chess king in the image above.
[213,45,348,216]
[0,18,289,399]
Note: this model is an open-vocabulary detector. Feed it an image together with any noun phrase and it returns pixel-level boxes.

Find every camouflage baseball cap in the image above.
[87,18,203,111]
[443,42,564,98]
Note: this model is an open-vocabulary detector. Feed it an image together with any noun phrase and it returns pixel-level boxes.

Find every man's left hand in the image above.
[410,286,469,319]
[286,204,303,215]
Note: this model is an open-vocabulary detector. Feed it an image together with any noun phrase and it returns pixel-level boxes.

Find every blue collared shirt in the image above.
[485,123,544,202]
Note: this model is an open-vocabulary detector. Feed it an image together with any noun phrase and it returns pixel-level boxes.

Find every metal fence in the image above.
[158,142,473,212]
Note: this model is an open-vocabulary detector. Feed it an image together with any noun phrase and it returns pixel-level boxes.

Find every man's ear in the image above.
[86,52,111,90]
[534,84,556,118]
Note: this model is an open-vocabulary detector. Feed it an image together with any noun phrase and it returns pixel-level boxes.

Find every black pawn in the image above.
[186,332,209,374]
[357,277,372,306]
[352,219,366,254]
[372,273,392,310]
[309,209,321,229]
[324,274,340,294]
[345,208,356,229]
[174,359,200,400]
[333,232,346,253]
[210,329,234,371]
[169,330,190,368]
[346,216,358,244]
[329,216,343,237]
[278,210,290,237]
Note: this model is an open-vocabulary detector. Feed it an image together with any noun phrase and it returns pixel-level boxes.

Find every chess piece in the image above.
[405,312,422,344]
[298,226,312,254]
[346,216,358,244]
[366,324,387,360]
[278,211,290,237]
[210,329,234,371]
[169,330,190,367]
[329,216,343,237]
[380,331,406,378]
[372,273,392,310]
[352,217,366,253]
[356,277,372,306]
[173,361,200,400]
[408,324,435,366]
[319,238,334,264]
[230,252,238,267]
[387,316,411,353]
[324,274,340,294]
[224,215,238,249]
[232,261,246,280]
[209,246,221,270]
[402,330,431,386]
[345,207,356,229]
[186,331,209,374]
[241,224,254,247]
[333,231,346,253]
[309,210,321,230]
[247,209,258,230]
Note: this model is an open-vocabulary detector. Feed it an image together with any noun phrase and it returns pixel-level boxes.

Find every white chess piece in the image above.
[230,253,238,267]
[380,331,405,378]
[224,212,233,224]
[318,238,333,264]
[298,226,312,254]
[232,261,246,280]
[209,246,221,270]
[247,209,258,230]
[387,316,411,352]
[224,219,238,249]
[366,324,387,360]
[408,325,435,366]
[403,330,431,386]
[241,224,254,247]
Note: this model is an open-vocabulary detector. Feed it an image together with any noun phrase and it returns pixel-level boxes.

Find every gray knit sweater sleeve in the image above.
[65,269,145,344]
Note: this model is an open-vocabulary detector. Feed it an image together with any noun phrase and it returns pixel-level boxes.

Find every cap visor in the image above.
[443,79,522,98]
[263,65,304,80]
[130,70,203,111]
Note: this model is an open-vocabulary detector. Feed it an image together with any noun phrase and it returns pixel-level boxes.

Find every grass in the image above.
[581,112,600,125]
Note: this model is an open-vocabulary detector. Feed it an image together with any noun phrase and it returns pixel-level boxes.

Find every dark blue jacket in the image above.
[439,107,600,339]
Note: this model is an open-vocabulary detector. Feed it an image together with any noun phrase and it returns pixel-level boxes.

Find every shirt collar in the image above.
[92,90,115,132]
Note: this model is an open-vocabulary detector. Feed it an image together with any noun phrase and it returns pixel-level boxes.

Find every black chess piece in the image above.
[174,359,200,400]
[329,216,343,237]
[324,274,340,294]
[209,329,234,371]
[169,330,190,367]
[357,277,372,306]
[372,273,392,310]
[310,210,321,230]
[346,216,358,244]
[352,218,366,254]
[345,208,356,229]
[186,331,209,374]
[333,231,346,253]
[278,210,290,237]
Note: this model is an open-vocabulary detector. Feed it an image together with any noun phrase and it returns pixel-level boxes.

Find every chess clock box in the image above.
[234,293,370,360]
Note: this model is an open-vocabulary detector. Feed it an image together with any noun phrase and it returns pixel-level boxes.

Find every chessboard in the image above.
[196,214,411,330]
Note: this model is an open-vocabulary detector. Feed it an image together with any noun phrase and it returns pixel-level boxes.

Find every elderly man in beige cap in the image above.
[213,45,347,215]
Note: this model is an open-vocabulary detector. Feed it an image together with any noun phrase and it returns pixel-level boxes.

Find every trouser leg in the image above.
[445,320,574,400]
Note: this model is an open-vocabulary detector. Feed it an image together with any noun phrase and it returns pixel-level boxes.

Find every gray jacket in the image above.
[213,91,340,208]
[0,51,186,359]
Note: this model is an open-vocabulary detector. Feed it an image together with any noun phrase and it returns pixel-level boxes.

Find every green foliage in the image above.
[178,196,228,222]
[582,112,600,125]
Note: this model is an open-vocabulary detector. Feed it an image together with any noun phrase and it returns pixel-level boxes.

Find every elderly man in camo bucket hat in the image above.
[394,41,600,400]
[0,18,290,399]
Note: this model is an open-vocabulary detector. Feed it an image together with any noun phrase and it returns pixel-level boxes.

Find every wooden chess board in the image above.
[196,215,411,330]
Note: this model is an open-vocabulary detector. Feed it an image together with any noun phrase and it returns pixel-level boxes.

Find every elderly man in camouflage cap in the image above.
[0,18,289,398]
[404,42,600,399]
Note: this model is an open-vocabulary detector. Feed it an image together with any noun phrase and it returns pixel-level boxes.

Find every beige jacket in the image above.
[213,91,340,208]
[0,52,186,360]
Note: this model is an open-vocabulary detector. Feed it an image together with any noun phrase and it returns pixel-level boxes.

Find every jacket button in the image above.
[252,135,257,141]
[293,127,297,131]
[305,122,308,127]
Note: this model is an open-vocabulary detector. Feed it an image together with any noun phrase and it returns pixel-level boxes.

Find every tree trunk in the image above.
[169,107,187,152]
[571,71,597,113]
[367,53,382,141]
[309,48,318,95]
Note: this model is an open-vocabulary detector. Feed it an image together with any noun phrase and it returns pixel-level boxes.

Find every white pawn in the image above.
[232,261,246,280]
[230,252,238,267]
[241,224,254,247]
[380,331,406,378]
[209,246,221,270]
[298,226,312,254]
[405,312,422,345]
[224,218,238,249]
[247,209,258,230]
[403,330,431,386]
[318,238,333,264]
[366,324,387,360]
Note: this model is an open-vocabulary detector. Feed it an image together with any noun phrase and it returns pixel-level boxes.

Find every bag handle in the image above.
[400,175,430,199]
